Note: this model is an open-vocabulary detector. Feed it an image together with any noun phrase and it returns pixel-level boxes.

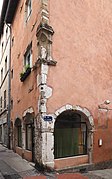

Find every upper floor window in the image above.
[2,42,4,53]
[24,43,32,68]
[5,57,7,73]
[4,90,6,109]
[11,69,13,79]
[25,0,32,22]
[6,27,8,42]
[0,97,2,112]
[11,99,13,110]
[12,36,14,47]
[1,68,3,82]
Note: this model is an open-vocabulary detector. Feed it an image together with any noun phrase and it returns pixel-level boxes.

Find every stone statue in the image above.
[40,46,47,60]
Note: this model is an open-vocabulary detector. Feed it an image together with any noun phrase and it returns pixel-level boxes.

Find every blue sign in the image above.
[43,116,53,121]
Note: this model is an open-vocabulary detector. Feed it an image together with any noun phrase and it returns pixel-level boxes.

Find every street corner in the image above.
[23,173,89,179]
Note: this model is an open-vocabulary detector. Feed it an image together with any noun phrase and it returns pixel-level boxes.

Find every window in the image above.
[12,36,14,47]
[1,68,3,82]
[26,124,32,150]
[24,43,32,68]
[11,69,13,79]
[54,111,87,159]
[25,113,34,151]
[25,0,32,22]
[0,97,2,112]
[18,125,22,147]
[15,118,22,147]
[4,90,6,109]
[2,42,4,53]
[5,57,7,73]
[6,27,8,42]
[11,99,13,110]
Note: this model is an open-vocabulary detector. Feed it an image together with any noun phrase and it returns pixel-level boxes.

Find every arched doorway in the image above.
[54,110,88,159]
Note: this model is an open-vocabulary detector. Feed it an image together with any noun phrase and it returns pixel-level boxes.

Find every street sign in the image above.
[43,115,53,121]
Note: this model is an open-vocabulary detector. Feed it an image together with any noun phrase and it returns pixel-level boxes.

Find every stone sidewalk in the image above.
[0,144,112,179]
[0,144,38,178]
[23,173,89,179]
[84,169,112,179]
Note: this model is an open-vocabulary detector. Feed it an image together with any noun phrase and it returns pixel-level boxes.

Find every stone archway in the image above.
[54,105,94,166]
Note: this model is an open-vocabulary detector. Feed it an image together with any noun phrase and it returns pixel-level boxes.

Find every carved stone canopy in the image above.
[36,23,57,66]
[36,23,54,37]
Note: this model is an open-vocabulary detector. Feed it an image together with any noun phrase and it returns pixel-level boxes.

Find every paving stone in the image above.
[3,173,21,179]
[23,176,46,179]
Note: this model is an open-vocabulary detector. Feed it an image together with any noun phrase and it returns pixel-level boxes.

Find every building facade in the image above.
[0,23,10,147]
[1,0,112,170]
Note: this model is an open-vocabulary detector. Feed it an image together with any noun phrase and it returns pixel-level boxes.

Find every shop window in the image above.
[54,110,87,159]
[15,118,22,148]
[25,0,32,22]
[18,126,22,147]
[26,124,32,151]
[24,113,34,151]
[3,123,8,145]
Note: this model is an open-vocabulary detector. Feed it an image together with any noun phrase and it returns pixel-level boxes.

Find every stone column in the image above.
[41,114,54,168]
[35,0,57,169]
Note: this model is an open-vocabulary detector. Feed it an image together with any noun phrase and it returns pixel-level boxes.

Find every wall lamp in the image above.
[98,100,111,110]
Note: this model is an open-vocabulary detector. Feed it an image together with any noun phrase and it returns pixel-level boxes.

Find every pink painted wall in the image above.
[10,0,41,161]
[11,0,40,120]
[49,0,112,164]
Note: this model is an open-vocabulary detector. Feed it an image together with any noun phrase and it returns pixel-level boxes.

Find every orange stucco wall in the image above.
[49,0,112,164]
[10,0,112,166]
[11,0,41,161]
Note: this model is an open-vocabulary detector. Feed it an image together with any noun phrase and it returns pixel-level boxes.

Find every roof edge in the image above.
[0,0,20,37]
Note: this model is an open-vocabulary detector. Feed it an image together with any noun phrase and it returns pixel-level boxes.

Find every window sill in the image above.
[26,149,32,152]
[20,67,31,82]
